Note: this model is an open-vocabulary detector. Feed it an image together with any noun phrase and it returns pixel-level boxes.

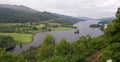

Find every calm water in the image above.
[9,20,103,53]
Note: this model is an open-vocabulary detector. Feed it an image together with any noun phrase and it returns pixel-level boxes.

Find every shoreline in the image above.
[7,20,103,53]
[0,26,75,45]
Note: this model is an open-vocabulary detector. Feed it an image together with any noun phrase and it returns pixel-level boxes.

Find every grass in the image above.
[0,22,74,44]
[36,24,45,28]
[0,33,33,44]
[31,29,43,34]
[52,27,73,31]
[0,23,20,26]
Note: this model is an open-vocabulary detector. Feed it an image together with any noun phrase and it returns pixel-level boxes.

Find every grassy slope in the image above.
[0,33,32,44]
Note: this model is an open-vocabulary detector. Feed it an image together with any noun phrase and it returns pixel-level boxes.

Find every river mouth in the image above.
[9,20,103,53]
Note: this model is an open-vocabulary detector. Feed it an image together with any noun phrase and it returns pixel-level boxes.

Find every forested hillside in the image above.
[52,13,85,25]
[0,4,84,24]
[0,7,58,22]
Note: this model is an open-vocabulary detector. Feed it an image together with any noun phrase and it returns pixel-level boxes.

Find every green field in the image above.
[0,22,75,44]
[0,33,33,44]
[52,27,73,31]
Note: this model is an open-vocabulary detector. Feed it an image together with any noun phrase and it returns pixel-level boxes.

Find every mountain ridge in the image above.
[79,17,95,20]
[0,4,38,13]
[0,4,84,24]
[97,17,115,21]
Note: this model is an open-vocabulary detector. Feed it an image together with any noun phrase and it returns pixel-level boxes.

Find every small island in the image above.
[89,22,106,31]
[89,24,101,28]
[74,29,80,34]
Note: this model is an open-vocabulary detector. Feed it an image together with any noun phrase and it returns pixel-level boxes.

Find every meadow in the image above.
[0,33,33,44]
[0,22,75,44]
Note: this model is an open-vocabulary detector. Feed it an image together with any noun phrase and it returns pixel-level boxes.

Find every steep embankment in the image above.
[87,8,120,62]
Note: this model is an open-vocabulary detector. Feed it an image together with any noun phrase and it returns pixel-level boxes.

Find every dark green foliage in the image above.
[0,36,16,49]
[37,45,55,62]
[54,38,71,56]
[105,14,120,43]
[42,34,55,46]
[40,56,64,62]
[98,8,120,62]
[105,8,120,40]
[71,36,92,61]
[105,19,120,37]
[99,43,120,62]
[88,36,105,51]
[0,48,28,62]
[0,23,38,33]
[22,47,38,62]
[0,25,16,32]
[36,34,55,61]
[32,27,38,30]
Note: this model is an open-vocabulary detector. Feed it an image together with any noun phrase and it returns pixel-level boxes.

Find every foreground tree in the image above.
[0,36,16,49]
[42,34,55,46]
[98,8,120,62]
[37,34,55,62]
[105,8,120,43]
[54,38,71,56]
[0,48,28,62]
[99,43,120,62]
[22,47,38,62]
[71,36,92,62]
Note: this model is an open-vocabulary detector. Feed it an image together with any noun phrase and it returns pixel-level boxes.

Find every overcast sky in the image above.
[0,0,120,18]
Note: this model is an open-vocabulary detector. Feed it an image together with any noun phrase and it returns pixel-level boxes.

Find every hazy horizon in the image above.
[0,0,119,18]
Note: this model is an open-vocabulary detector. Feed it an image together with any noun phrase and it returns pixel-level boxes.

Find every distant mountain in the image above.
[97,17,116,21]
[53,13,84,21]
[0,4,58,23]
[79,17,95,20]
[0,4,38,13]
[52,13,85,25]
[97,17,116,24]
[0,4,82,25]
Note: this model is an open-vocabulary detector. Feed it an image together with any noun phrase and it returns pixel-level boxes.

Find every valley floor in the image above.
[0,33,33,44]
[0,22,75,44]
